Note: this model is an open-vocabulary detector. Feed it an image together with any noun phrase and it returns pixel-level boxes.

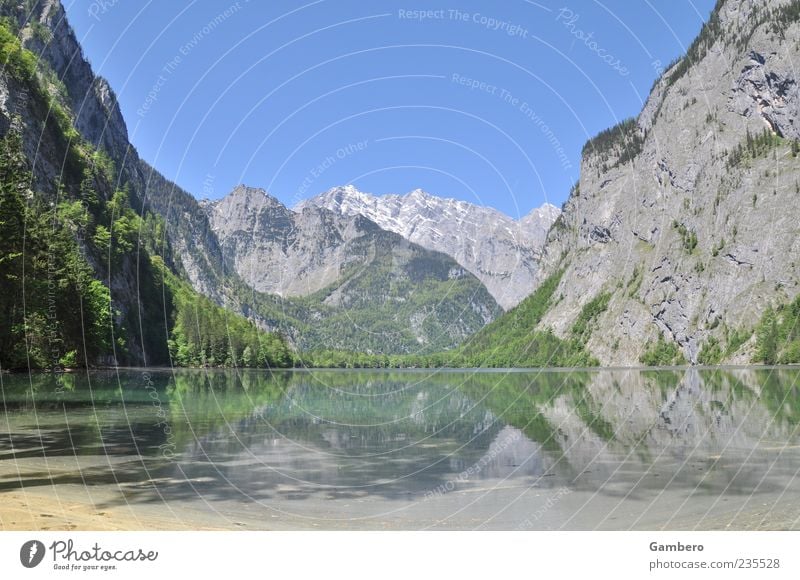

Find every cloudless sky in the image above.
[64,0,716,218]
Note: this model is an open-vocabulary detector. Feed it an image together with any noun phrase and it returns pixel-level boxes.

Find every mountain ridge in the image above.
[298,185,560,309]
[503,0,800,366]
[201,183,502,353]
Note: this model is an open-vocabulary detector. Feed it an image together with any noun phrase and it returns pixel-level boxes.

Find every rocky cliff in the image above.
[0,0,503,357]
[0,0,168,364]
[532,0,800,365]
[205,185,501,353]
[298,185,560,309]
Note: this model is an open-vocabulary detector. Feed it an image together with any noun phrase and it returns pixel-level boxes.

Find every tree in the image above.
[757,307,778,365]
[0,130,31,367]
[242,345,255,367]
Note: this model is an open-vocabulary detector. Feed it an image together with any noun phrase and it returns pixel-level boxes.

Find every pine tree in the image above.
[0,130,31,367]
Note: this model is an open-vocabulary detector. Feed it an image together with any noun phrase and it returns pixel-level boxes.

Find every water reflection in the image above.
[1,368,799,529]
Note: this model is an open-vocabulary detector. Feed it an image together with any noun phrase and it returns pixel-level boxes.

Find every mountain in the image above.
[297,185,560,309]
[464,0,800,366]
[204,185,502,353]
[0,0,502,362]
[0,0,292,368]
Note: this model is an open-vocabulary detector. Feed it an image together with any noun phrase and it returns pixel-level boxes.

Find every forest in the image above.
[0,18,293,371]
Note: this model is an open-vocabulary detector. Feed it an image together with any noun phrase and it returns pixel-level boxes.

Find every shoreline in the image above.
[0,490,232,531]
[4,363,799,376]
[3,488,797,531]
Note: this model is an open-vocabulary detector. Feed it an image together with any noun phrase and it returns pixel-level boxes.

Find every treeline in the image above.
[298,270,601,369]
[166,270,293,369]
[754,294,800,365]
[0,125,294,370]
[0,21,292,370]
[0,19,142,369]
[726,128,786,169]
[0,130,113,369]
[581,117,645,169]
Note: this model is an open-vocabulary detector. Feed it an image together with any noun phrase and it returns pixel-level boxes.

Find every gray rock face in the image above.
[207,185,384,297]
[0,0,160,363]
[297,185,560,309]
[16,0,130,157]
[730,49,799,139]
[0,0,502,354]
[533,0,800,365]
[204,185,502,351]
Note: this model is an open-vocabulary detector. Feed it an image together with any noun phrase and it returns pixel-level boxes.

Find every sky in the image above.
[64,0,717,218]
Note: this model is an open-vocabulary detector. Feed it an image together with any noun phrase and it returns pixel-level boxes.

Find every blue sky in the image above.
[64,0,716,218]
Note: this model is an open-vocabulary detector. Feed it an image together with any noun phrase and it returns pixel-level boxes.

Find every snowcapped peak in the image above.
[331,184,363,196]
[323,184,374,205]
[297,186,560,309]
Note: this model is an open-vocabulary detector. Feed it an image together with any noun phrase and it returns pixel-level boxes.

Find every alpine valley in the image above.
[1,0,800,370]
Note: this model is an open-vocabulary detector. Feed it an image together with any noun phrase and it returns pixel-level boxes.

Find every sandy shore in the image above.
[0,490,230,531]
[4,486,798,531]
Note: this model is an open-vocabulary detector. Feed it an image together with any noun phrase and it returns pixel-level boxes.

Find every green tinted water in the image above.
[1,368,799,529]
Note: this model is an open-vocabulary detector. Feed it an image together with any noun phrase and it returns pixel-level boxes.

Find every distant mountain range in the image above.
[297,186,559,309]
[200,185,502,353]
[3,0,796,369]
[0,0,506,360]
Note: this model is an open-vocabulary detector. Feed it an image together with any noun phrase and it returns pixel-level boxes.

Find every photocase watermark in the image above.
[451,73,573,170]
[20,540,46,569]
[516,486,572,529]
[201,173,216,198]
[87,0,121,22]
[21,538,158,572]
[556,7,629,77]
[142,372,176,459]
[137,1,249,117]
[293,139,370,204]
[398,9,529,38]
[424,430,521,499]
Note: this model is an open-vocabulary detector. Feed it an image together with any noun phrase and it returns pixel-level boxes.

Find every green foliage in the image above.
[0,55,287,370]
[753,295,800,364]
[445,270,599,368]
[59,350,78,368]
[672,221,698,254]
[756,307,779,365]
[627,266,644,298]
[0,22,37,82]
[697,324,752,366]
[767,0,800,36]
[0,21,84,185]
[161,265,293,369]
[0,131,29,367]
[0,18,292,371]
[581,117,644,168]
[570,292,611,344]
[29,21,52,44]
[266,239,502,355]
[91,149,116,184]
[0,130,116,369]
[726,128,785,169]
[299,270,601,368]
[698,336,723,365]
[663,1,723,90]
[640,336,686,366]
[724,326,751,357]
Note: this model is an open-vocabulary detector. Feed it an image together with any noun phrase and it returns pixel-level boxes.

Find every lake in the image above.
[1,368,799,530]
